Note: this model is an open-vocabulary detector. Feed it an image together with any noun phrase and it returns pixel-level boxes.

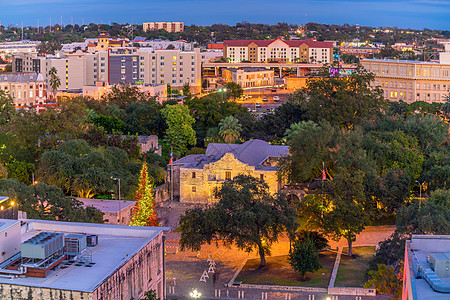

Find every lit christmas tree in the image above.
[130,162,159,226]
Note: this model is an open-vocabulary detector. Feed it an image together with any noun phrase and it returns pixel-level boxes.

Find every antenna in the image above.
[50,17,52,32]
[37,19,39,34]
[71,16,73,26]
[61,16,63,28]
[21,21,23,40]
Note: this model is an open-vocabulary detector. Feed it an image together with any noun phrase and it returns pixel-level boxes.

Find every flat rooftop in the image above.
[77,198,135,213]
[362,58,448,65]
[0,219,169,293]
[408,235,450,299]
[0,218,19,232]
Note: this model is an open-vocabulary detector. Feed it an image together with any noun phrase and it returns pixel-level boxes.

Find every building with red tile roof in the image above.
[223,38,333,63]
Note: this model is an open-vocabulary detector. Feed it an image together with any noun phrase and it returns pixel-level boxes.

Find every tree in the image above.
[288,238,322,280]
[182,82,192,100]
[281,121,338,183]
[92,114,126,134]
[225,82,244,99]
[364,262,403,300]
[295,230,329,251]
[140,290,159,300]
[301,64,387,129]
[0,179,104,223]
[218,116,242,143]
[130,162,159,226]
[179,175,296,268]
[161,104,196,156]
[0,90,15,126]
[323,168,369,256]
[48,67,61,99]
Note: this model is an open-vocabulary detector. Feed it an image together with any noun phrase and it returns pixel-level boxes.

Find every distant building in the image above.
[0,40,40,61]
[77,198,135,225]
[13,47,203,94]
[361,50,450,103]
[339,46,380,58]
[0,72,47,108]
[170,139,288,204]
[134,39,193,51]
[0,219,168,300]
[222,67,274,88]
[223,38,333,63]
[83,82,167,103]
[403,235,450,299]
[143,22,184,33]
[137,135,162,154]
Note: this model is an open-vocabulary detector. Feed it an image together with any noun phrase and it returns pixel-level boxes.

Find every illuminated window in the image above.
[192,186,196,192]
[192,172,196,178]
[225,171,231,180]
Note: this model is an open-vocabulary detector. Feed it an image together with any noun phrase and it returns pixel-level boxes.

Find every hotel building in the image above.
[223,38,333,63]
[143,22,184,33]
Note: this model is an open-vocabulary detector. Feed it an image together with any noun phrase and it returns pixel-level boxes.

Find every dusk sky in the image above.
[1,0,449,30]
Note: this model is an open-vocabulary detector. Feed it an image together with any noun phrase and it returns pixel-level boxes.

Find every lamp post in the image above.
[219,88,227,102]
[190,289,201,299]
[415,180,422,208]
[113,178,121,224]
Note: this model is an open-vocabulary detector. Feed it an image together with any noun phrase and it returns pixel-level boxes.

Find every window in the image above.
[225,171,231,180]
[157,244,161,274]
[192,186,196,192]
[192,172,196,179]
[260,174,264,181]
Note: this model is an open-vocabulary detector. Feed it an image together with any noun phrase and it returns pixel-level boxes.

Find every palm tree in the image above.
[441,94,450,120]
[218,116,242,144]
[48,67,61,100]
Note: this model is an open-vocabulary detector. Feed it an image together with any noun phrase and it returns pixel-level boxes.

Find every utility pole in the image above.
[50,17,52,32]
[21,21,23,40]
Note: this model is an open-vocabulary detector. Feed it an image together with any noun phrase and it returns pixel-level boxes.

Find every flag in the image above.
[322,162,326,181]
[169,150,173,165]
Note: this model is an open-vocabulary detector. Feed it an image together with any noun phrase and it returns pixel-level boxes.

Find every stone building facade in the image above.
[0,219,167,300]
[169,139,289,204]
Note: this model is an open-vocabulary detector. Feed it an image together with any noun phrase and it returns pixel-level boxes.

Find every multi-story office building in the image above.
[0,40,40,61]
[0,72,46,108]
[143,22,184,33]
[12,48,203,94]
[361,52,450,103]
[223,38,333,63]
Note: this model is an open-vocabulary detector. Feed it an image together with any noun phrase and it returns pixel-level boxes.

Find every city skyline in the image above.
[1,0,449,30]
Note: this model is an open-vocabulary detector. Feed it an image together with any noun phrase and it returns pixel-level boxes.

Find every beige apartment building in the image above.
[223,38,333,63]
[0,72,46,108]
[143,22,184,33]
[361,59,450,102]
[222,67,274,88]
[12,48,203,94]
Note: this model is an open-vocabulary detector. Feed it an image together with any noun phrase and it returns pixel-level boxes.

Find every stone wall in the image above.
[178,153,281,204]
[92,231,165,300]
[0,285,92,300]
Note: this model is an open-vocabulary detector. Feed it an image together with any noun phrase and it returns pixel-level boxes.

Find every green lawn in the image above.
[235,251,336,288]
[334,246,375,287]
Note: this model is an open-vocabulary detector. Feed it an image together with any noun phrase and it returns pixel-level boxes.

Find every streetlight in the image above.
[190,289,201,299]
[113,178,122,224]
[219,88,227,102]
[415,180,423,208]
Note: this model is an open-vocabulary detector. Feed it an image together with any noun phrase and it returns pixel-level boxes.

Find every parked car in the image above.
[255,103,261,108]
[273,96,280,102]
[262,97,268,102]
